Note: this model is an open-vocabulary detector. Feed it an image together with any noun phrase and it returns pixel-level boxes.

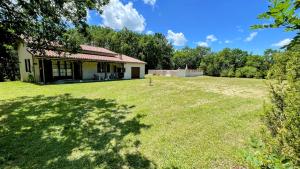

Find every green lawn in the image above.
[0,76,268,169]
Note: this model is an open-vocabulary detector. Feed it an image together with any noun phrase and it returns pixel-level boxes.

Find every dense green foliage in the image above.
[246,0,300,168]
[246,52,300,168]
[68,26,174,70]
[199,48,275,79]
[172,46,211,69]
[0,0,109,81]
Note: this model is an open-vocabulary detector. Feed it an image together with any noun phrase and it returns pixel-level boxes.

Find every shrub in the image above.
[235,66,257,78]
[255,71,264,79]
[227,68,235,77]
[246,52,300,167]
[220,68,235,77]
[235,68,243,78]
[243,66,257,78]
[220,69,229,77]
[27,74,35,83]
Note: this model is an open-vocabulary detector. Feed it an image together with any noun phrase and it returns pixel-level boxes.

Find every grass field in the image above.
[0,76,268,169]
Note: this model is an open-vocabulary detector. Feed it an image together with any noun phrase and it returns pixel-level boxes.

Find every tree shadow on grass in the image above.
[0,94,155,169]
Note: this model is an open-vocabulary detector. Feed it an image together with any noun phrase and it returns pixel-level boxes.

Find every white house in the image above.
[18,44,146,83]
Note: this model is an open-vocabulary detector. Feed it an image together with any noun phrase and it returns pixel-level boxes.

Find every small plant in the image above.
[27,74,35,83]
[149,77,152,86]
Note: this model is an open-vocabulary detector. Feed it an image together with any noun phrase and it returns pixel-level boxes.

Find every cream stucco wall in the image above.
[123,63,145,79]
[18,44,41,82]
[18,44,35,81]
[82,62,97,80]
[82,62,145,80]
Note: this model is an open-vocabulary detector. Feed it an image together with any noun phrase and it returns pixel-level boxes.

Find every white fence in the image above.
[148,69,203,77]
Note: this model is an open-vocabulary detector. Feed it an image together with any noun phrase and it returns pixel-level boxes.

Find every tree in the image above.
[173,46,211,69]
[246,52,300,168]
[246,0,300,167]
[252,0,300,48]
[0,0,109,81]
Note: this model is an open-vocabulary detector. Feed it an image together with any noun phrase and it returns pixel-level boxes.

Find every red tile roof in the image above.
[80,45,117,55]
[34,45,146,64]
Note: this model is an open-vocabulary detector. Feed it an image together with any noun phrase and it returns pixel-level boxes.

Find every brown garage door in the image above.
[131,67,140,79]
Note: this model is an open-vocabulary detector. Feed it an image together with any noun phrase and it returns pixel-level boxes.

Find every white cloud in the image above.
[101,0,146,32]
[272,38,292,47]
[143,0,156,6]
[206,34,218,42]
[225,40,232,44]
[197,41,209,47]
[146,30,154,35]
[167,30,187,46]
[86,10,92,23]
[237,26,244,33]
[196,34,218,47]
[245,32,258,42]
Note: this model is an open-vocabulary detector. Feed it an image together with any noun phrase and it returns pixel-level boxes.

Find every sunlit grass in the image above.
[0,76,268,168]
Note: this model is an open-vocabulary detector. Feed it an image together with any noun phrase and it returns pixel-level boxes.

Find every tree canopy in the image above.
[172,46,211,69]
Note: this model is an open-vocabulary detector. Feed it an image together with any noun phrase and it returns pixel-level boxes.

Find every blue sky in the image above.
[87,0,296,54]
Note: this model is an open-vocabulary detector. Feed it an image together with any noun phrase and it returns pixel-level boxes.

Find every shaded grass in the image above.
[0,76,268,168]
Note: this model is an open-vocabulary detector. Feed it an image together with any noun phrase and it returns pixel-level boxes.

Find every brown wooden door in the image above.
[39,59,53,83]
[131,67,140,79]
[73,62,82,80]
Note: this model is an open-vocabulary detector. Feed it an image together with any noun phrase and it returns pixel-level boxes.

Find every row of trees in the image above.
[172,46,278,79]
[70,26,278,79]
[199,48,277,79]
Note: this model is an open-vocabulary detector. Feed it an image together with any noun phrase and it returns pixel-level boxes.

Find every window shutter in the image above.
[28,59,31,73]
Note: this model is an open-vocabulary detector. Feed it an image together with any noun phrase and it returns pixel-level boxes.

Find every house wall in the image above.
[33,58,41,82]
[18,43,146,82]
[123,63,145,79]
[17,44,36,82]
[82,62,97,80]
[82,62,145,80]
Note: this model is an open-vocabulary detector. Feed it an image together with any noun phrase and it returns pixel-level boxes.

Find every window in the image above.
[66,62,72,76]
[25,59,31,72]
[60,61,66,76]
[53,61,72,77]
[97,62,104,73]
[97,62,109,73]
[52,61,59,77]
[97,63,110,73]
[25,59,31,73]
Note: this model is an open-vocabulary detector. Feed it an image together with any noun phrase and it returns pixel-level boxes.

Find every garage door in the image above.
[131,67,140,79]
